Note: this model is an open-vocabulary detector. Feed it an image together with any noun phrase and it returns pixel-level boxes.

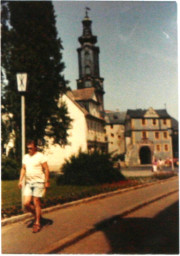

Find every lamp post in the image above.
[16,73,27,210]
[167,127,174,171]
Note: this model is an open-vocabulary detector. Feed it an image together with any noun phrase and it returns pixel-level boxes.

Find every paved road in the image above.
[2,177,178,254]
[60,192,179,254]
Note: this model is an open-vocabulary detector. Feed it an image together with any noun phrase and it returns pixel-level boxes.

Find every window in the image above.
[111,133,114,137]
[142,119,146,125]
[152,119,157,125]
[164,144,169,151]
[156,145,161,151]
[111,124,113,129]
[163,119,167,125]
[85,66,91,75]
[155,132,159,139]
[85,80,91,87]
[85,51,90,58]
[163,131,168,139]
[142,131,147,139]
[113,115,118,120]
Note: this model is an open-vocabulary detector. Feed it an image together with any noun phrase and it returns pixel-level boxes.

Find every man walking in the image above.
[18,140,50,233]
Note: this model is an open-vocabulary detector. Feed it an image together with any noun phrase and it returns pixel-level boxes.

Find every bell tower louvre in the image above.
[76,8,105,113]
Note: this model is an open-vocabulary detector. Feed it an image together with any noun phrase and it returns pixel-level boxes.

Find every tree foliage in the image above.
[2,156,21,180]
[1,1,72,158]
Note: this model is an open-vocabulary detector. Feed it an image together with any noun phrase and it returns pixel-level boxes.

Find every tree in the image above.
[1,1,72,158]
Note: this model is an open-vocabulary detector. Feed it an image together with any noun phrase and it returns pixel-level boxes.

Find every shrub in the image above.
[56,151,125,185]
[2,157,20,180]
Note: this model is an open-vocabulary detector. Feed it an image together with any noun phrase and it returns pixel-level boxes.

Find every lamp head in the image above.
[16,73,28,92]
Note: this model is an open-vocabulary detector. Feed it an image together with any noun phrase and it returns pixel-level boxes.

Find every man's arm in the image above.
[42,162,50,188]
[18,164,26,189]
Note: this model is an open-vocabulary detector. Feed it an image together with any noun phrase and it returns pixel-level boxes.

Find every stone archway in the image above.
[139,146,151,164]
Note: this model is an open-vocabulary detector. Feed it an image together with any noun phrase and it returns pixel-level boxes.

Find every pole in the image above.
[21,95,25,210]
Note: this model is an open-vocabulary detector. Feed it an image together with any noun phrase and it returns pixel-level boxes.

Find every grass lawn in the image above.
[1,172,177,218]
[2,178,105,209]
[2,180,22,208]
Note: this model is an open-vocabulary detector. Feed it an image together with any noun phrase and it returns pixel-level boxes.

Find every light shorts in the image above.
[24,182,45,198]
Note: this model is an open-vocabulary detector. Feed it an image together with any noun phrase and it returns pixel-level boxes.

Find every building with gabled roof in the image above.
[103,107,178,167]
[125,107,174,166]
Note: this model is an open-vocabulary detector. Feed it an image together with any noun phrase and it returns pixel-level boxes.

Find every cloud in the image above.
[163,31,170,39]
[119,22,139,43]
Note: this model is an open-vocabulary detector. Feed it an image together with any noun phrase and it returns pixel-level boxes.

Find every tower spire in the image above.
[76,9,105,112]
[78,9,97,45]
[85,7,91,18]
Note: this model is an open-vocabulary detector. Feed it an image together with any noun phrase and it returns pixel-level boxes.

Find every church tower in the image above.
[77,8,105,113]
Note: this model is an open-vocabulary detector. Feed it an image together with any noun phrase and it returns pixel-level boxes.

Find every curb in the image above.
[38,188,178,254]
[1,176,177,227]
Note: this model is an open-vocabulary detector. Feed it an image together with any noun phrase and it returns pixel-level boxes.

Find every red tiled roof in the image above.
[71,88,95,101]
[66,91,89,116]
[66,90,105,122]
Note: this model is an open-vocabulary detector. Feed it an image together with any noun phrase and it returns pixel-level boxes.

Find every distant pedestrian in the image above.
[158,158,164,171]
[152,159,158,172]
[18,140,50,233]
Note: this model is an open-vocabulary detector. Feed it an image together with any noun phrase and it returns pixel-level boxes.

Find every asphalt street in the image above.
[60,191,179,254]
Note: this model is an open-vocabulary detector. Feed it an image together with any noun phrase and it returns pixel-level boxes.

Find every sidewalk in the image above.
[121,166,178,177]
[2,176,178,254]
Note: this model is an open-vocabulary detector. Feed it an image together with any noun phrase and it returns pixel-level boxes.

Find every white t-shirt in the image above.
[23,152,47,183]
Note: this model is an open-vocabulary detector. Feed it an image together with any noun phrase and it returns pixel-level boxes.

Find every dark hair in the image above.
[27,139,37,147]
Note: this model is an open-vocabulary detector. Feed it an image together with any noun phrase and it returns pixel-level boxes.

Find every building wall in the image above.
[44,94,88,171]
[89,101,101,118]
[125,117,173,166]
[133,118,171,130]
[105,123,125,156]
[87,119,105,143]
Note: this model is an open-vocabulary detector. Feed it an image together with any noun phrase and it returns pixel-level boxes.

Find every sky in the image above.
[53,1,178,119]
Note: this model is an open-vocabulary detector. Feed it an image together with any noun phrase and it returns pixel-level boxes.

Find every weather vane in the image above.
[85,7,91,17]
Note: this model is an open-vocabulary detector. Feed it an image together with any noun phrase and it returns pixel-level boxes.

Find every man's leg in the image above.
[33,197,41,225]
[24,196,35,217]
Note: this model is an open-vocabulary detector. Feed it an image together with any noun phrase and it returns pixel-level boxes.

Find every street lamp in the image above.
[167,127,174,171]
[16,73,27,210]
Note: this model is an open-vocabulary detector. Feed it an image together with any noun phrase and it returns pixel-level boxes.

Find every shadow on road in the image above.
[95,201,179,254]
[25,217,53,228]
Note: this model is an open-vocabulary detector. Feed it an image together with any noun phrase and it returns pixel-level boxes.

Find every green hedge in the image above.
[56,151,126,185]
[2,157,20,180]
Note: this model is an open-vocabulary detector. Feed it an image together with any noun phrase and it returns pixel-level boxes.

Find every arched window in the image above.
[85,65,91,75]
